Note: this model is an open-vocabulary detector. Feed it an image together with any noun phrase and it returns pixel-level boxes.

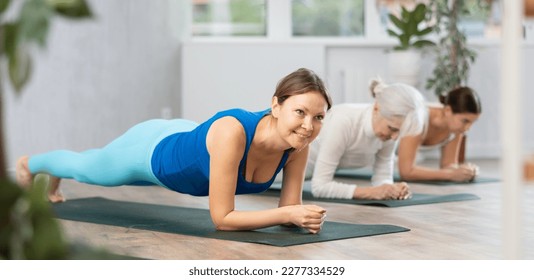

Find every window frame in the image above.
[186,0,505,46]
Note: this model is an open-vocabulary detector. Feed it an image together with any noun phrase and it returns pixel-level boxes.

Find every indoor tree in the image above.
[425,0,491,96]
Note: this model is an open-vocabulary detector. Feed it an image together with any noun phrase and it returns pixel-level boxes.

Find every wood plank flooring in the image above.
[54,159,534,259]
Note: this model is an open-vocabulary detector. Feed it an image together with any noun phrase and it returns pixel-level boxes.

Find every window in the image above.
[192,0,267,36]
[292,0,365,37]
[377,0,501,38]
[190,0,501,39]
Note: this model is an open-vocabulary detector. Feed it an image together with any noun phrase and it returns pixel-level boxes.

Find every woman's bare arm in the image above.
[397,134,456,181]
[441,134,478,180]
[398,133,475,182]
[278,146,326,232]
[206,117,324,232]
[440,134,463,168]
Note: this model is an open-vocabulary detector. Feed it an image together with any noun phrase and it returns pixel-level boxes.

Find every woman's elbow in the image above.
[211,215,235,231]
[214,224,233,231]
[398,167,417,181]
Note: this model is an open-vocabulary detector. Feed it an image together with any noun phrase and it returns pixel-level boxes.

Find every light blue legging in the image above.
[28,119,199,187]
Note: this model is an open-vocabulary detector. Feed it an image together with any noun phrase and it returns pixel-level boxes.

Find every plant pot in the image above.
[387,49,422,88]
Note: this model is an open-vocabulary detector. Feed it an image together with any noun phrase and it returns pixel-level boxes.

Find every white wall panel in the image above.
[181,43,324,122]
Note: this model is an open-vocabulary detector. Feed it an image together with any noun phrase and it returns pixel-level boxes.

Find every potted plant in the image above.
[425,0,491,97]
[0,0,122,260]
[386,3,435,88]
[424,0,492,162]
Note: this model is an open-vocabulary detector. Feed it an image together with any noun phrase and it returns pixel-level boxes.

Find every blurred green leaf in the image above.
[412,40,435,48]
[0,177,68,259]
[0,179,27,259]
[388,14,404,30]
[47,0,92,19]
[416,26,434,37]
[412,3,427,23]
[24,175,67,259]
[18,0,53,47]
[0,0,10,14]
[8,47,32,93]
[401,6,409,19]
[0,25,5,56]
[387,29,399,39]
[2,23,18,58]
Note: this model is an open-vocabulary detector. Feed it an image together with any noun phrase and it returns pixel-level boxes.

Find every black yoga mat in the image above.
[52,197,409,247]
[265,181,480,207]
[334,169,500,185]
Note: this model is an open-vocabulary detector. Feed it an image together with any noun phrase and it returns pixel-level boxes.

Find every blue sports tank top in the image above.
[151,108,290,196]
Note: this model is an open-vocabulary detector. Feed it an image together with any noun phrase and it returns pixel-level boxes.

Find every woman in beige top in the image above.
[397,87,482,182]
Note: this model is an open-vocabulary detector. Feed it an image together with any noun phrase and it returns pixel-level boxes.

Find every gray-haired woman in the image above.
[306,78,426,200]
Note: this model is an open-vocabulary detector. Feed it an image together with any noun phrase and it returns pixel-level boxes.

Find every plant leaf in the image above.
[416,26,434,36]
[413,40,436,48]
[47,0,92,19]
[386,29,400,38]
[25,175,68,259]
[401,6,409,19]
[388,14,404,30]
[8,47,32,93]
[0,24,5,56]
[2,23,19,58]
[412,3,427,23]
[0,0,10,14]
[18,0,54,47]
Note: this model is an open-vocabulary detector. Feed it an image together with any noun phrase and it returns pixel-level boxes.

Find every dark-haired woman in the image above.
[16,68,332,233]
[397,87,482,182]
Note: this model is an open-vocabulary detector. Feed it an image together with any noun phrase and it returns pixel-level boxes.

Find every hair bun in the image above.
[438,93,447,104]
[369,77,385,98]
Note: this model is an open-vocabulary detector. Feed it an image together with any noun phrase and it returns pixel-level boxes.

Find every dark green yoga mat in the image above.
[334,169,500,185]
[265,181,480,207]
[52,197,409,247]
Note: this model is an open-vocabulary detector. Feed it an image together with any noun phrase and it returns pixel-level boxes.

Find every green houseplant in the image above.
[423,0,491,162]
[425,0,491,97]
[0,0,105,260]
[386,3,435,88]
[387,3,435,51]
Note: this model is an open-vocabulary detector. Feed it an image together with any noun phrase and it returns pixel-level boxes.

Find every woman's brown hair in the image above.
[273,68,332,110]
[439,86,482,114]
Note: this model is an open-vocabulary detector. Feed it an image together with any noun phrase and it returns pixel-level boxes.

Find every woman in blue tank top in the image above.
[16,68,333,234]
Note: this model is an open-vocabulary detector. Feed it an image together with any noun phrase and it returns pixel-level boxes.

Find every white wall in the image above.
[182,41,534,159]
[181,42,325,122]
[4,0,186,170]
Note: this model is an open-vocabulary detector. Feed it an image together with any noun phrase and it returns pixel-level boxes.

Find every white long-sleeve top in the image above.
[307,103,396,199]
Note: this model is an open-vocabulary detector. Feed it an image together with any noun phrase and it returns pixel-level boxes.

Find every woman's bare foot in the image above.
[15,156,34,188]
[47,176,65,203]
[16,156,65,203]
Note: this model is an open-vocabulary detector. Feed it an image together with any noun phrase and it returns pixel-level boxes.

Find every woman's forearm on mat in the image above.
[212,207,292,231]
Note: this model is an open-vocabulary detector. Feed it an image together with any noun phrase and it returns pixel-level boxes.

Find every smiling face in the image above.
[444,106,480,134]
[271,91,328,151]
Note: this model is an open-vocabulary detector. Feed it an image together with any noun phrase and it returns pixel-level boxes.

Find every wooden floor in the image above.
[55,159,534,260]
